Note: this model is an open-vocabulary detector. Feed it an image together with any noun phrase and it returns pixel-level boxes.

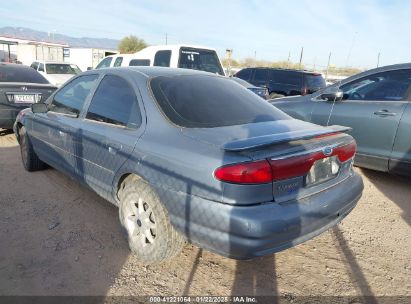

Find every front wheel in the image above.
[118,175,185,263]
[19,126,46,172]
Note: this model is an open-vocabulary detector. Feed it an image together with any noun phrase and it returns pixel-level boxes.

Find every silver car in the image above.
[14,67,363,263]
[272,63,411,176]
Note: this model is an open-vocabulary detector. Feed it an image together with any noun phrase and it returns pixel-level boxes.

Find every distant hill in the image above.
[0,26,119,50]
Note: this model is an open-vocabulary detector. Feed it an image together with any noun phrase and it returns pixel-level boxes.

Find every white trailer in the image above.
[65,47,118,72]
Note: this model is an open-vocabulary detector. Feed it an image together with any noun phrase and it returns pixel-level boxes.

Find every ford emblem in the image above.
[323,147,333,156]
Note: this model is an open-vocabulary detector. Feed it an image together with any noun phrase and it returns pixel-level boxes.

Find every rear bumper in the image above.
[158,172,363,259]
[0,104,28,129]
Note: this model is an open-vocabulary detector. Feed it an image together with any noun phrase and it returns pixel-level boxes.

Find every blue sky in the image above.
[0,0,409,69]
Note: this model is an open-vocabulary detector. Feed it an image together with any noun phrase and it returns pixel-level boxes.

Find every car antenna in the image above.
[326,79,343,126]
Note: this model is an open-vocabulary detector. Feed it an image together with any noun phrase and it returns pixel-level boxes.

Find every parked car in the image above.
[231,77,269,99]
[30,61,82,87]
[95,44,225,75]
[0,63,57,130]
[14,67,363,262]
[235,68,326,99]
[271,63,411,176]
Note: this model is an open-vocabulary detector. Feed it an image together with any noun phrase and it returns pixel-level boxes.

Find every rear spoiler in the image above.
[222,125,351,152]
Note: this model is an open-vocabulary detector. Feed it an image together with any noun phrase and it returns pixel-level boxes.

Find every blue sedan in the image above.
[14,67,363,263]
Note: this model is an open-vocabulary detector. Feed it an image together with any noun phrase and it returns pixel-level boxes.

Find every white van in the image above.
[95,44,225,76]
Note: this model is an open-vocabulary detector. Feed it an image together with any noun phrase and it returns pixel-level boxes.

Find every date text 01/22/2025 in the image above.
[148,296,257,303]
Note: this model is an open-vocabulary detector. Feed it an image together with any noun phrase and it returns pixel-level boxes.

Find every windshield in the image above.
[46,63,82,75]
[150,75,289,128]
[178,47,224,75]
[0,65,49,83]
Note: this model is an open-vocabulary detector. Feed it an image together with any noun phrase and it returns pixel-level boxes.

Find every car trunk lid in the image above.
[0,82,57,104]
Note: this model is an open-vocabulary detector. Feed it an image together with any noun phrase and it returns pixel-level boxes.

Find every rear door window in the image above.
[129,59,151,66]
[49,74,98,116]
[154,51,172,67]
[86,75,141,128]
[253,69,268,82]
[150,75,289,128]
[269,70,303,87]
[113,57,123,67]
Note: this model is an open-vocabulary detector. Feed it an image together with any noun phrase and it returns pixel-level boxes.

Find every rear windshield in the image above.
[150,75,289,128]
[306,74,326,89]
[0,65,49,83]
[178,48,224,75]
[46,64,81,75]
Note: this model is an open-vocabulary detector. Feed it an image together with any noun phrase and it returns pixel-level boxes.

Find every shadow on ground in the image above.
[360,168,411,226]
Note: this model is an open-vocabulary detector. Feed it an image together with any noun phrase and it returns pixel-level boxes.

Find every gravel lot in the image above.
[0,130,410,299]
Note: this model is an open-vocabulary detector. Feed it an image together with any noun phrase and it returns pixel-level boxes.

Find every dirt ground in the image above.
[0,129,410,299]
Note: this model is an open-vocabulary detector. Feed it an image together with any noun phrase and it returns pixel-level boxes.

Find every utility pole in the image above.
[377,52,381,67]
[165,33,168,45]
[299,47,304,69]
[287,51,290,68]
[325,52,332,81]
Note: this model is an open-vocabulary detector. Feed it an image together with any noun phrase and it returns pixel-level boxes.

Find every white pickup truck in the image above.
[95,44,225,76]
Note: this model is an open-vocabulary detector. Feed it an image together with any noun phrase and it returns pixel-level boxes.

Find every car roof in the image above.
[133,44,217,55]
[241,67,322,75]
[0,63,34,70]
[329,62,411,88]
[87,66,223,79]
[33,60,76,64]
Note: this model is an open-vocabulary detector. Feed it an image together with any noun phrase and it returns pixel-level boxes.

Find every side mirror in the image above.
[87,67,93,71]
[31,103,48,114]
[320,89,344,102]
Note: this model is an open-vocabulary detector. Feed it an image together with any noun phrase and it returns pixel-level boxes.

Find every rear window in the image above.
[150,75,289,128]
[306,74,326,89]
[178,48,224,75]
[0,65,49,83]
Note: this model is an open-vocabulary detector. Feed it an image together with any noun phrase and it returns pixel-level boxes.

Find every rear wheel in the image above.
[19,126,46,172]
[118,175,185,263]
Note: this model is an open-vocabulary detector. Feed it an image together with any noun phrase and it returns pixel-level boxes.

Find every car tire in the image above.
[19,126,46,172]
[269,92,285,99]
[118,175,185,263]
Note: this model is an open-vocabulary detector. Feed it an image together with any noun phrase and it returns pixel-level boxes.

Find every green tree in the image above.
[118,35,148,54]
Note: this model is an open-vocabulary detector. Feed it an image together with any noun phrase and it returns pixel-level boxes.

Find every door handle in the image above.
[106,143,122,154]
[374,110,397,117]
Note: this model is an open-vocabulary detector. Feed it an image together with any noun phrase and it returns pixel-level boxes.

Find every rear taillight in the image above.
[269,141,356,181]
[214,160,273,184]
[215,141,356,184]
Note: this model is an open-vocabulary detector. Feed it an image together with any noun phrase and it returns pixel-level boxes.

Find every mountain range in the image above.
[0,26,119,50]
